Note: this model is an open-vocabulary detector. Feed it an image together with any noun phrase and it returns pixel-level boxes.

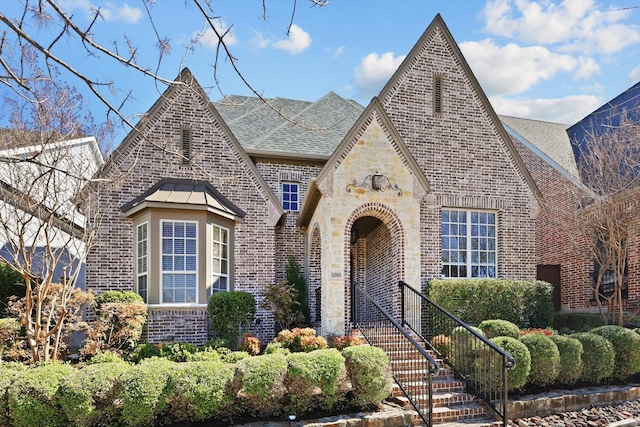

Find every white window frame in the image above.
[211,224,230,294]
[160,220,198,304]
[441,209,497,278]
[281,181,300,212]
[136,222,149,303]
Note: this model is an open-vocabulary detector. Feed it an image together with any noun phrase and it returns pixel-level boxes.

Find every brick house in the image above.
[87,14,544,343]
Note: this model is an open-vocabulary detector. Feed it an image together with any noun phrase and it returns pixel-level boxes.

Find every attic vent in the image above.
[181,128,191,165]
[433,75,443,116]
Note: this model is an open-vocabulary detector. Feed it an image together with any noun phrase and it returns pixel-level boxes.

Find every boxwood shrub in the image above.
[119,358,174,426]
[479,319,520,339]
[230,353,288,418]
[59,362,130,427]
[285,348,347,415]
[7,362,74,427]
[489,336,531,391]
[342,345,392,408]
[519,333,559,387]
[570,332,615,384]
[163,361,235,424]
[549,335,583,387]
[0,363,25,427]
[590,325,640,381]
[449,326,484,372]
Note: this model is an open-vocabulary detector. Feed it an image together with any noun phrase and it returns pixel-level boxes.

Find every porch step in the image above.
[354,327,495,425]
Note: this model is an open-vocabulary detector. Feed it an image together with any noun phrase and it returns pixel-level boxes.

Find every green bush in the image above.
[428,279,553,327]
[94,290,144,310]
[159,342,198,362]
[264,341,291,356]
[0,262,23,317]
[222,351,251,364]
[119,358,173,426]
[185,348,222,362]
[7,362,74,427]
[230,353,288,418]
[486,336,531,391]
[286,349,347,415]
[164,361,235,423]
[286,256,311,326]
[570,332,615,384]
[549,335,583,387]
[0,364,24,427]
[0,318,25,362]
[207,291,256,349]
[449,326,484,373]
[519,333,559,387]
[59,362,130,427]
[86,351,128,365]
[127,343,161,363]
[552,312,604,333]
[479,319,520,339]
[590,325,640,381]
[342,345,392,408]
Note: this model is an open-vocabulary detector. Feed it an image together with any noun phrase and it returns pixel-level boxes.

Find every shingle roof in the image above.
[214,92,364,158]
[499,115,579,179]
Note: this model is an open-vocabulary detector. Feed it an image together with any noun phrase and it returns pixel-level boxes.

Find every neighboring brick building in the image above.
[86,14,559,344]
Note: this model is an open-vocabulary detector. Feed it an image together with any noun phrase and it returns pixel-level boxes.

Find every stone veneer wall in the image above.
[87,78,280,345]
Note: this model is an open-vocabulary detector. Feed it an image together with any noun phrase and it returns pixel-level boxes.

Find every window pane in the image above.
[442,209,496,278]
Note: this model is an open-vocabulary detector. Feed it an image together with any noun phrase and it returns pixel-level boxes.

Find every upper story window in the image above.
[211,224,229,293]
[161,220,197,303]
[136,222,148,303]
[282,182,300,212]
[441,209,497,278]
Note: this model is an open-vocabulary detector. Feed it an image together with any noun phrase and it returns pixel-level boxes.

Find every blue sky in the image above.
[3,0,640,140]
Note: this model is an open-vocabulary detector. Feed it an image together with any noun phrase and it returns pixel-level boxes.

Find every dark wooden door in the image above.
[537,264,561,312]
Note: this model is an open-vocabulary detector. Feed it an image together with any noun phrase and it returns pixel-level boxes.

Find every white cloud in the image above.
[334,46,345,58]
[460,40,576,96]
[573,56,600,80]
[272,24,311,55]
[630,65,640,83]
[490,94,601,124]
[250,31,270,50]
[480,0,640,55]
[196,20,238,49]
[353,52,406,100]
[58,0,142,24]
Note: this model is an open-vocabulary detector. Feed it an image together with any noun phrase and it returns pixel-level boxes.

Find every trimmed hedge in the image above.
[207,291,255,349]
[230,353,289,418]
[590,325,640,381]
[7,362,74,427]
[549,335,583,387]
[286,349,347,415]
[570,332,615,384]
[59,362,130,427]
[519,333,559,387]
[0,364,25,427]
[342,345,392,408]
[428,279,553,327]
[490,336,531,391]
[479,319,520,339]
[120,358,174,426]
[164,361,235,423]
[552,312,604,333]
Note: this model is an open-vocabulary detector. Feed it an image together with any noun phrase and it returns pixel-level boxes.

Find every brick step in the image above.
[391,359,451,373]
[393,376,466,395]
[432,402,489,424]
[435,419,503,427]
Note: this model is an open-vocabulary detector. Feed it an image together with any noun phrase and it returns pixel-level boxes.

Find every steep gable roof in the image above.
[214,92,364,159]
[500,115,579,180]
[379,14,543,206]
[98,68,283,220]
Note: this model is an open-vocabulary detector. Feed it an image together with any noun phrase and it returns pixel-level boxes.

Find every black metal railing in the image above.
[399,281,515,423]
[353,285,439,426]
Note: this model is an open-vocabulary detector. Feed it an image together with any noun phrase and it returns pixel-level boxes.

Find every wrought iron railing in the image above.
[399,281,515,423]
[353,285,439,426]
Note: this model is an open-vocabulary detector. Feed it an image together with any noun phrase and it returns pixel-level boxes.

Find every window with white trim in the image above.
[282,182,299,211]
[211,224,229,293]
[441,209,496,278]
[136,222,148,303]
[161,220,197,303]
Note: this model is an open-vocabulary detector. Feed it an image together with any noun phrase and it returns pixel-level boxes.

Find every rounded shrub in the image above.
[86,351,128,365]
[164,360,235,424]
[549,335,583,387]
[479,319,520,339]
[0,364,25,427]
[489,336,531,391]
[7,362,74,427]
[590,325,640,381]
[285,348,347,415]
[207,291,255,349]
[119,358,174,426]
[570,332,614,384]
[449,326,484,372]
[230,353,288,418]
[275,328,328,353]
[342,345,392,409]
[59,362,130,427]
[518,333,560,387]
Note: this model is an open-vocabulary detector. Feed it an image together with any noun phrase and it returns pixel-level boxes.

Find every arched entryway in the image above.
[344,204,404,329]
